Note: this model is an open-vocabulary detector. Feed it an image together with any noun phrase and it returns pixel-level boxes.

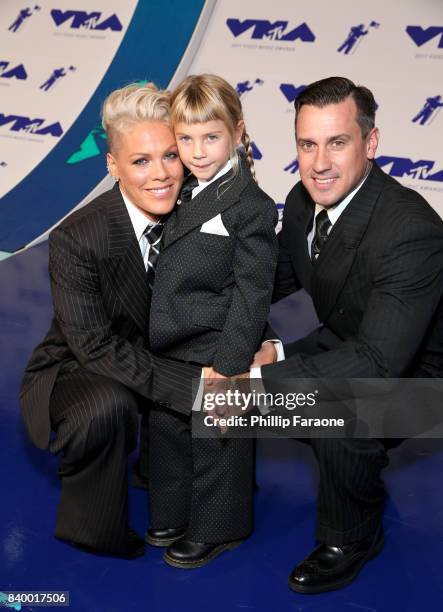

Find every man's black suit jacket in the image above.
[262,163,443,382]
[19,184,199,450]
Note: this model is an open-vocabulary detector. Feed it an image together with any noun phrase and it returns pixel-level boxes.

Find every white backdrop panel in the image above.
[0,0,137,198]
[186,0,443,216]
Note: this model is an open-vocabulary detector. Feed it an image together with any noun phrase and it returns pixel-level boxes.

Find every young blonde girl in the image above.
[147,74,278,568]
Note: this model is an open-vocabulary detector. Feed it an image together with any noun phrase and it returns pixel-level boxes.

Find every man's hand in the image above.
[250,342,277,369]
[204,366,228,387]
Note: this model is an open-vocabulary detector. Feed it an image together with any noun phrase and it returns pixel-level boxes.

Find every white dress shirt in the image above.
[251,170,370,379]
[190,159,232,199]
[307,171,370,258]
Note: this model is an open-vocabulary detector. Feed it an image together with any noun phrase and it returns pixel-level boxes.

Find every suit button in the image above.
[338,308,345,315]
[158,401,170,408]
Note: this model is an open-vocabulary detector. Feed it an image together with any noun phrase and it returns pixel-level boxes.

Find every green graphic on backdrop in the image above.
[66,80,147,164]
[66,125,106,164]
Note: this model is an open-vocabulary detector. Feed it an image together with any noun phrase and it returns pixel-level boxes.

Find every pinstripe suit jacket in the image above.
[263,163,443,381]
[19,184,199,450]
[149,161,278,376]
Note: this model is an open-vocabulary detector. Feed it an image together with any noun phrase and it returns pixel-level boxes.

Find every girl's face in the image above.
[107,121,183,221]
[174,119,243,182]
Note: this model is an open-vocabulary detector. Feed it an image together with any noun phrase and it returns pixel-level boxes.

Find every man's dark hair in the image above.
[294,76,377,137]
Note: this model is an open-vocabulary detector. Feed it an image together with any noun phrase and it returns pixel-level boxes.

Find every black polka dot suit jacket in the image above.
[149,159,279,375]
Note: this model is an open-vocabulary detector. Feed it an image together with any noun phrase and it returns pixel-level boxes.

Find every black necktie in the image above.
[179,175,199,203]
[143,223,164,290]
[311,209,331,261]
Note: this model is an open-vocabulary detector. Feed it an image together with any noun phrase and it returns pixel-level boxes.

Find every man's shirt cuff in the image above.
[250,339,285,379]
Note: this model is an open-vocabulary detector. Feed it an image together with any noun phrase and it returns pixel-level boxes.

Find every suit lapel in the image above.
[311,164,388,322]
[162,162,251,250]
[103,184,149,335]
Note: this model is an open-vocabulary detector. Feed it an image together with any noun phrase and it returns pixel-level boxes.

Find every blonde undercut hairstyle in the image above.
[170,74,257,183]
[102,82,171,153]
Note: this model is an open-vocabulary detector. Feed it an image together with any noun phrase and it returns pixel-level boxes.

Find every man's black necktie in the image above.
[143,223,164,290]
[179,175,199,203]
[311,209,332,261]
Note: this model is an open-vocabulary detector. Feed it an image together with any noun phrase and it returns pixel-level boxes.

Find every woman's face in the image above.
[107,121,184,221]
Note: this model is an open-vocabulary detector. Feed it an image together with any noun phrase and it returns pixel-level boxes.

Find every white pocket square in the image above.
[200,214,230,236]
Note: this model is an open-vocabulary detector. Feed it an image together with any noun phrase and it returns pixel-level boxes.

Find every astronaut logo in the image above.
[337,21,380,55]
[8,5,40,32]
[40,66,76,92]
[235,79,264,98]
[412,95,443,125]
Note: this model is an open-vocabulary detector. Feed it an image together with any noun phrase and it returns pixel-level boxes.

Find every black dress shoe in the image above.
[164,537,244,568]
[145,526,187,547]
[288,529,384,594]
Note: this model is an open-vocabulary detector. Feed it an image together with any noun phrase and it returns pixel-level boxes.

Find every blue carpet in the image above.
[1,243,442,611]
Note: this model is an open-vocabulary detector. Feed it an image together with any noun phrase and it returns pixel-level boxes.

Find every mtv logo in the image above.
[0,113,63,137]
[280,84,306,103]
[406,26,443,48]
[226,18,315,42]
[0,62,27,80]
[50,10,122,31]
[376,156,443,182]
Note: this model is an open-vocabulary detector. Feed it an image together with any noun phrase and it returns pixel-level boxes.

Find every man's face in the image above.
[107,121,183,221]
[295,97,379,207]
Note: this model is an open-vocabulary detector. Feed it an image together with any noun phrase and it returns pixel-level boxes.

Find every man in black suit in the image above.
[19,84,200,559]
[252,77,443,593]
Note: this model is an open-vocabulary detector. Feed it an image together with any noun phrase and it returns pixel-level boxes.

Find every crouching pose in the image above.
[19,83,199,558]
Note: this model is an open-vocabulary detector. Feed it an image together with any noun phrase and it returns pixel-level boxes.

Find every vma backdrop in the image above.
[0,0,441,254]
[185,0,443,225]
[0,0,206,253]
